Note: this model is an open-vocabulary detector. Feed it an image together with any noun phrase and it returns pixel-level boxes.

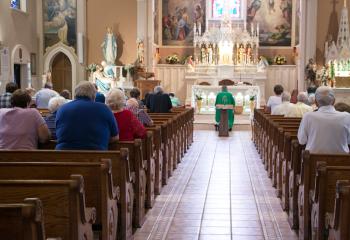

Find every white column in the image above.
[137,0,153,70]
[298,0,318,91]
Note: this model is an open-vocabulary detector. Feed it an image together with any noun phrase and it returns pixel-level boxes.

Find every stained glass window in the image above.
[212,0,241,19]
[10,0,21,10]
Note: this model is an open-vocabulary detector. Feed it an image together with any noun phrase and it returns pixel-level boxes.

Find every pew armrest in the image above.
[85,207,97,224]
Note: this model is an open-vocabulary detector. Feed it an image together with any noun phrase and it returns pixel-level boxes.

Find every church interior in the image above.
[0,0,350,239]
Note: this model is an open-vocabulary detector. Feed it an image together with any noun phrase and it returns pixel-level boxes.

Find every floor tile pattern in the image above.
[134,130,298,240]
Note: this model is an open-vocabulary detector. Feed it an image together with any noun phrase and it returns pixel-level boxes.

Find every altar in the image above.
[192,84,260,115]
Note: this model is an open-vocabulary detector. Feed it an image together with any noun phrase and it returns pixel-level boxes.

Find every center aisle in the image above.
[134,130,298,240]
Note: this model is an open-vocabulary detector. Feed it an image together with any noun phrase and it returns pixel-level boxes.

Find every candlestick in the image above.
[244,20,247,31]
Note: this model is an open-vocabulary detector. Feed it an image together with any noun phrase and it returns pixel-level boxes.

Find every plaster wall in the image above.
[86,0,138,66]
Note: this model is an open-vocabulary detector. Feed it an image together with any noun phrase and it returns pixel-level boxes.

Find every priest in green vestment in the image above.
[215,85,235,130]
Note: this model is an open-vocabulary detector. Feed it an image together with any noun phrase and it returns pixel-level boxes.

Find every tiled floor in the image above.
[134,130,298,240]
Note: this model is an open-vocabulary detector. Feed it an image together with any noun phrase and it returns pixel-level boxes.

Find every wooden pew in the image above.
[145,125,163,195]
[0,150,134,240]
[109,139,147,229]
[288,140,304,229]
[297,151,350,239]
[0,160,118,240]
[142,131,156,208]
[328,180,350,240]
[0,175,95,240]
[0,198,46,240]
[310,162,350,240]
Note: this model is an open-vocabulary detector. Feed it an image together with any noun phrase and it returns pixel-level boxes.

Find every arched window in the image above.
[212,0,241,19]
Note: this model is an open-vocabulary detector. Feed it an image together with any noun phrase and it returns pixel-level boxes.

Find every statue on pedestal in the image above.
[137,39,145,65]
[305,58,317,88]
[201,45,207,64]
[208,45,213,65]
[101,27,117,65]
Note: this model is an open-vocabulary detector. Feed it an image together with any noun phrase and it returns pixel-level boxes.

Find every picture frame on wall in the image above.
[30,53,36,76]
[43,0,77,51]
[161,0,206,47]
[247,0,293,47]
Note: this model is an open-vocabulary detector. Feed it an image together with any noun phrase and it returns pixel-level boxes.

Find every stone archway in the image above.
[43,42,78,94]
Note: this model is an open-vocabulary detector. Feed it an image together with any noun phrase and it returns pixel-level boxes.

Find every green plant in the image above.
[86,63,97,73]
[165,54,180,64]
[195,94,203,101]
[250,95,256,101]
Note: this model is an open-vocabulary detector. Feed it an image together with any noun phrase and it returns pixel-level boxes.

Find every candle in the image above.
[244,20,247,31]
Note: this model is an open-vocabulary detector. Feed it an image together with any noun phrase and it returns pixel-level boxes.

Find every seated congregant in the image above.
[44,96,67,140]
[298,86,350,154]
[266,84,283,113]
[34,82,59,109]
[60,89,72,100]
[55,81,119,150]
[169,93,181,107]
[146,86,172,113]
[106,89,147,141]
[130,87,145,108]
[308,94,317,111]
[0,89,50,149]
[125,98,153,127]
[93,83,106,103]
[335,102,350,113]
[271,91,297,116]
[287,92,313,117]
[0,82,19,108]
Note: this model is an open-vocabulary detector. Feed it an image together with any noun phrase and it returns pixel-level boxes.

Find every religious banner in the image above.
[162,0,206,46]
[247,0,293,47]
[43,0,77,51]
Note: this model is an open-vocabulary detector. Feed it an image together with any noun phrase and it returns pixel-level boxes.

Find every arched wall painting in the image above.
[162,0,206,46]
[43,0,77,51]
[247,0,293,47]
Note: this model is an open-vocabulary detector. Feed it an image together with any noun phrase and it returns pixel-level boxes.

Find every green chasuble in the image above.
[215,90,235,129]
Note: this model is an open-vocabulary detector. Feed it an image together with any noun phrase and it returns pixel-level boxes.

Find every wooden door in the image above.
[51,52,72,93]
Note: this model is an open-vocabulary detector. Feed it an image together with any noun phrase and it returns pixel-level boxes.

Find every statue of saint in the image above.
[92,63,116,94]
[101,27,117,65]
[137,40,145,64]
[208,45,213,65]
[305,58,317,88]
[201,45,207,64]
[238,44,245,64]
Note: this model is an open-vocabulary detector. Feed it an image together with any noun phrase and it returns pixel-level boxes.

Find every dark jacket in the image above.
[146,92,172,113]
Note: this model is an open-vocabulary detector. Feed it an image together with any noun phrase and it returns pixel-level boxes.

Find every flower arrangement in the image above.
[165,54,180,64]
[195,94,203,101]
[249,95,256,101]
[122,64,136,77]
[274,55,287,65]
[86,63,97,73]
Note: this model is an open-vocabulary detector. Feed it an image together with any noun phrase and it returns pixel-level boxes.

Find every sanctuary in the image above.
[185,1,266,114]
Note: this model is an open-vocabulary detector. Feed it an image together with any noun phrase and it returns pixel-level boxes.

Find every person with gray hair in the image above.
[55,81,119,150]
[146,85,172,113]
[44,96,67,140]
[34,82,59,109]
[106,88,147,141]
[298,86,350,154]
[286,92,313,117]
[308,94,317,110]
[271,91,297,116]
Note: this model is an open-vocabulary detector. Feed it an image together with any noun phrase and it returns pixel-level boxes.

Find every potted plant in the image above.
[249,95,256,113]
[274,55,287,65]
[195,94,203,113]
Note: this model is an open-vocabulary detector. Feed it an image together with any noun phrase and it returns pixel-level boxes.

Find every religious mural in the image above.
[295,0,300,46]
[43,0,77,51]
[162,0,206,46]
[247,0,292,47]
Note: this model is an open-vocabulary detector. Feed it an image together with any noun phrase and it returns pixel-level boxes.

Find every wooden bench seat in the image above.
[0,175,95,240]
[0,198,45,240]
[310,163,350,239]
[298,151,350,239]
[328,180,350,240]
[0,150,133,240]
[0,160,118,240]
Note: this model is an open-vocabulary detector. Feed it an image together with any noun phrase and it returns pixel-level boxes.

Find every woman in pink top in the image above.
[0,89,50,149]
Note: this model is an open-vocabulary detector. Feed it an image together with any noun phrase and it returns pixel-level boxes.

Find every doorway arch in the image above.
[11,44,31,89]
[51,52,72,93]
[43,42,78,94]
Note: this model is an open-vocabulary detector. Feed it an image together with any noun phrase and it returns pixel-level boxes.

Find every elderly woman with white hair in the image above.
[298,86,350,154]
[271,91,297,116]
[125,98,153,126]
[295,92,313,116]
[106,88,147,141]
[146,85,173,113]
[44,96,67,139]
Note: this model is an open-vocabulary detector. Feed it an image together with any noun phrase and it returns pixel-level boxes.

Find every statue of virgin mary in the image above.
[101,27,117,65]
